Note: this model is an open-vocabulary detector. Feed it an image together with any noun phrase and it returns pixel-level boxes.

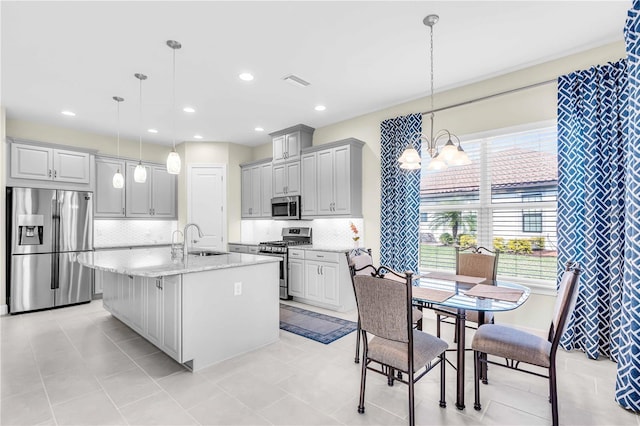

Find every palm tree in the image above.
[429,211,477,242]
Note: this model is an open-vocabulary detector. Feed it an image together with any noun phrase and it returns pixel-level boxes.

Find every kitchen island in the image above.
[77,247,280,371]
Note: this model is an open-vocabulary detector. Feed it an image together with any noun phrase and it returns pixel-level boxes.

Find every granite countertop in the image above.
[94,243,172,250]
[77,247,280,278]
[228,241,260,246]
[290,245,365,253]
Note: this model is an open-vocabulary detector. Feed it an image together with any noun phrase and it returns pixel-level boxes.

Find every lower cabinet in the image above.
[287,249,355,311]
[102,272,182,362]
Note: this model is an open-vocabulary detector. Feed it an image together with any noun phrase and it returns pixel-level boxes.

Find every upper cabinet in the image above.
[95,157,126,217]
[272,161,301,197]
[241,158,272,218]
[270,124,314,164]
[301,138,364,218]
[125,161,177,218]
[94,156,177,219]
[10,141,91,184]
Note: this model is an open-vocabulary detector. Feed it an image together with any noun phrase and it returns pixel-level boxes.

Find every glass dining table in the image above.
[411,273,531,410]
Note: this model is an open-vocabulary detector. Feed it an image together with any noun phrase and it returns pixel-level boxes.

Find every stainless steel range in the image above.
[259,227,312,299]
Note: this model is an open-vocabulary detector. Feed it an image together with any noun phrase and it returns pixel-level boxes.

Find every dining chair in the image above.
[471,261,581,426]
[434,246,499,339]
[346,249,423,364]
[351,264,448,426]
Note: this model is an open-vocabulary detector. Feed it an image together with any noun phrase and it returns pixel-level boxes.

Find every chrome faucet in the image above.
[183,223,204,257]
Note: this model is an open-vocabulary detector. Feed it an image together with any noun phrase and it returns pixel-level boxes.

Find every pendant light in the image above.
[134,73,148,183]
[112,96,125,188]
[399,14,471,170]
[166,40,182,175]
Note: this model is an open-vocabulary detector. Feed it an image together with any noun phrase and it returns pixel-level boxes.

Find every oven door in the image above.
[257,251,289,299]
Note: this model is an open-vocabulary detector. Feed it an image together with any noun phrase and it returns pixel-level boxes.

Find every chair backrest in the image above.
[456,246,499,281]
[549,262,581,351]
[352,268,413,343]
[347,248,375,276]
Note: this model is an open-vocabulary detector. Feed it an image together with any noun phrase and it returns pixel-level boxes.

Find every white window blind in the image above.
[420,125,558,285]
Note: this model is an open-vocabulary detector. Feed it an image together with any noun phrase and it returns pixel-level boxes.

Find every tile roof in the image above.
[421,148,557,194]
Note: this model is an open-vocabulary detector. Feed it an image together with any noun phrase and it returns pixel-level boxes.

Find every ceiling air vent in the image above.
[282,74,311,88]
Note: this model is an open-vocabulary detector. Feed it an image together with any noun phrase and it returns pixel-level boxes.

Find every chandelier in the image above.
[399,14,471,170]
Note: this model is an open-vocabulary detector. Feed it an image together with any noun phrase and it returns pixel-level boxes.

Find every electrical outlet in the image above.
[234,282,242,296]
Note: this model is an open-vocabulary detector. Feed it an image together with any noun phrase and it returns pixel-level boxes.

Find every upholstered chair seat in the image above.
[369,332,449,372]
[472,324,552,368]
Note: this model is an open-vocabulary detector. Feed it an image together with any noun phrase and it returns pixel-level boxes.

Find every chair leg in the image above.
[439,351,447,408]
[549,364,558,426]
[473,351,482,411]
[354,320,361,363]
[358,332,367,414]
[436,313,442,337]
[481,352,488,384]
[387,368,395,386]
[408,369,415,426]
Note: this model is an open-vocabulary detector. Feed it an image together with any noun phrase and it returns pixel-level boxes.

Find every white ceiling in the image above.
[1,1,630,147]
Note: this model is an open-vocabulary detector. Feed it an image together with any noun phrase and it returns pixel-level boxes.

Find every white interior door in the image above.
[187,165,226,250]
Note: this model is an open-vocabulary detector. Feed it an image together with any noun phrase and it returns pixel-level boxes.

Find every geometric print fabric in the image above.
[617,1,640,412]
[380,113,421,274]
[557,0,640,408]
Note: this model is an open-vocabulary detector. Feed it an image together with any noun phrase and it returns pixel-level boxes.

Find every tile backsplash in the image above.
[240,218,365,247]
[94,220,178,247]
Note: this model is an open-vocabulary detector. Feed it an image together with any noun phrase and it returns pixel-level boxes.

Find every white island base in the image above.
[100,261,279,372]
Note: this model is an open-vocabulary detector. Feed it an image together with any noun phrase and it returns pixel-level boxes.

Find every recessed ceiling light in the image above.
[61,110,76,116]
[255,127,264,132]
[193,134,203,139]
[183,107,195,113]
[314,105,326,111]
[239,72,254,81]
[147,128,158,134]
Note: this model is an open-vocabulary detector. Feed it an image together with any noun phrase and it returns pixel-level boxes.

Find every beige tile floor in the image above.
[1,299,639,426]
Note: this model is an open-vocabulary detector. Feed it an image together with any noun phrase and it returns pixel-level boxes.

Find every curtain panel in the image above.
[556,0,640,411]
[380,113,422,273]
[616,0,640,411]
[557,58,628,361]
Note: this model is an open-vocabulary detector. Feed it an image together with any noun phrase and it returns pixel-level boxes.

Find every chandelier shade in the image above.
[398,14,471,171]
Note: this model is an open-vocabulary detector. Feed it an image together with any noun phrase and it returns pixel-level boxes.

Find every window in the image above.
[420,124,558,285]
[522,193,542,233]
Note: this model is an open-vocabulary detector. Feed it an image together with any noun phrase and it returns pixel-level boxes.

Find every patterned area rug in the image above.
[279,304,357,344]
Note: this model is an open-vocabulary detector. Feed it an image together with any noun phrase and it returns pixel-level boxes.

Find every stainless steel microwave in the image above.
[271,196,301,220]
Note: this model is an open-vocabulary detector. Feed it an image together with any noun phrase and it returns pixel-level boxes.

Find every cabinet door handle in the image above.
[54,170,57,178]
[320,266,323,275]
[122,208,125,215]
[48,169,52,178]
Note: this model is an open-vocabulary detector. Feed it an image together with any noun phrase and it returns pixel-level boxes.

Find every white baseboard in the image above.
[0,304,8,316]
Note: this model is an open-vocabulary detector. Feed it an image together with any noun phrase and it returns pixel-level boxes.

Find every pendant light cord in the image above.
[171,47,176,152]
[116,100,121,159]
[139,76,143,161]
[429,20,435,146]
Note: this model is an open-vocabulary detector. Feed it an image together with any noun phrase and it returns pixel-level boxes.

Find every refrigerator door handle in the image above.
[51,252,57,289]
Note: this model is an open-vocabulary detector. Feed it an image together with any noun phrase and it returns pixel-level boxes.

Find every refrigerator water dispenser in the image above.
[17,214,44,245]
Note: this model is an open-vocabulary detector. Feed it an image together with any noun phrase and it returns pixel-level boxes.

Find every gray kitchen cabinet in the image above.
[270,124,314,164]
[240,159,272,218]
[103,272,182,363]
[300,153,317,215]
[272,161,301,197]
[10,142,91,184]
[228,243,259,254]
[288,249,305,298]
[146,276,181,361]
[125,161,176,218]
[95,157,126,217]
[301,138,364,218]
[289,249,355,312]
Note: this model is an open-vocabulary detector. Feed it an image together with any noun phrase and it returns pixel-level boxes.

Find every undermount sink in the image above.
[188,250,227,257]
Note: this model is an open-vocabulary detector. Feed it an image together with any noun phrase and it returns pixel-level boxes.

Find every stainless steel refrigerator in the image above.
[7,187,94,313]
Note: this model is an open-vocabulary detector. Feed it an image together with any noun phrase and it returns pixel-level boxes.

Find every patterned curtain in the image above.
[380,113,421,273]
[617,0,640,411]
[557,58,628,360]
[557,0,640,411]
